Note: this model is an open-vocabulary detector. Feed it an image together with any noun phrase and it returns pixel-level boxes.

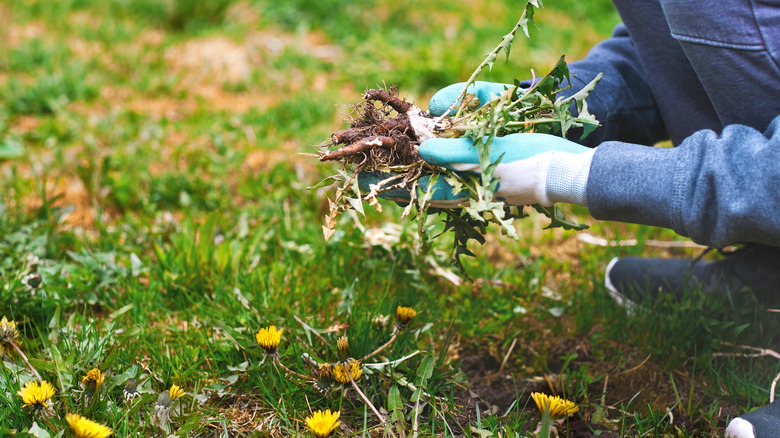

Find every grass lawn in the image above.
[1,0,779,436]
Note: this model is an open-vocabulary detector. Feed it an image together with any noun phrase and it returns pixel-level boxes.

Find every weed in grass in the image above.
[17,379,56,419]
[1,62,98,116]
[306,409,341,438]
[122,0,237,32]
[80,367,105,402]
[530,392,579,438]
[0,316,22,358]
[151,384,187,434]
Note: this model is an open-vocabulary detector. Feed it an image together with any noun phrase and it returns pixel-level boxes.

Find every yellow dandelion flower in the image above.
[169,384,185,401]
[336,336,349,360]
[65,413,113,438]
[531,392,578,419]
[333,359,363,384]
[256,325,283,353]
[82,368,105,388]
[395,306,417,326]
[0,316,20,357]
[305,409,340,438]
[18,380,56,407]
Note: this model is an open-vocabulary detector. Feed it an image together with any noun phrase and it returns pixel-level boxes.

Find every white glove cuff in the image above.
[545,148,595,206]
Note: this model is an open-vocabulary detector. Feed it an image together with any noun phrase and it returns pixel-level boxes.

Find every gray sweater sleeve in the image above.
[557,25,668,147]
[587,116,780,248]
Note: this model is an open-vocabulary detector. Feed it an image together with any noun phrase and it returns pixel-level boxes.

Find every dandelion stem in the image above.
[10,340,42,382]
[273,356,312,382]
[42,417,58,434]
[444,18,526,117]
[438,7,530,121]
[348,372,397,438]
[361,332,397,362]
[536,408,553,438]
[412,393,421,438]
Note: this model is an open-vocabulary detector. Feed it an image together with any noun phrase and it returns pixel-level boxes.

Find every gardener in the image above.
[370,2,780,437]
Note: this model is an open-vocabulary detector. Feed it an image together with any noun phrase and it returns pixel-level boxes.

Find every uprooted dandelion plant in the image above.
[316,1,601,272]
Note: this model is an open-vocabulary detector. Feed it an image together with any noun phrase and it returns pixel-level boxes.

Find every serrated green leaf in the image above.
[345,196,364,216]
[519,1,539,39]
[562,72,602,107]
[27,357,57,373]
[533,204,589,230]
[485,52,498,71]
[348,178,366,215]
[499,34,515,63]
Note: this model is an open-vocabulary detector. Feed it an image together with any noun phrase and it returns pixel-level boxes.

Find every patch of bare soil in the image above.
[5,21,46,49]
[165,37,254,87]
[204,393,282,437]
[450,320,735,436]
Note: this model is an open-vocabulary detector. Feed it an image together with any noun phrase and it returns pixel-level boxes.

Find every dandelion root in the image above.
[319,136,397,161]
[318,86,428,166]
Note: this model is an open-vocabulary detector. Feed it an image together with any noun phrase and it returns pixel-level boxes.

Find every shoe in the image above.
[604,244,780,306]
[726,400,780,438]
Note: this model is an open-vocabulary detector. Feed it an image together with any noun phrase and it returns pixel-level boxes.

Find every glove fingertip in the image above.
[428,98,456,117]
[428,83,467,117]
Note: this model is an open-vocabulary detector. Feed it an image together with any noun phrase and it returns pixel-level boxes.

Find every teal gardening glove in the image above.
[421,132,594,207]
[360,82,595,208]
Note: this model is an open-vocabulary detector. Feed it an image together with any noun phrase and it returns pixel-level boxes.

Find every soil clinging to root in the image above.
[318,87,431,168]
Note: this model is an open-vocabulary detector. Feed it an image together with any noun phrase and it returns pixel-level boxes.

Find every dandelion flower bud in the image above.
[336,336,349,360]
[82,368,105,397]
[24,272,43,289]
[156,390,173,408]
[318,363,333,383]
[395,306,417,327]
[0,316,20,357]
[124,378,140,402]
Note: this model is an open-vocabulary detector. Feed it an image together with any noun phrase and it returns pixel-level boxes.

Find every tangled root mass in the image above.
[318,87,427,168]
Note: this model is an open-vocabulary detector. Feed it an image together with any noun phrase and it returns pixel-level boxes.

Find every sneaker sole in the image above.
[604,257,639,313]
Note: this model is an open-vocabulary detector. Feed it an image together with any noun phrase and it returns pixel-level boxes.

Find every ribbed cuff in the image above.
[545,148,595,206]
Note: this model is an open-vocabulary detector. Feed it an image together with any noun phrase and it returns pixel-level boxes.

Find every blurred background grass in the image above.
[1,0,778,436]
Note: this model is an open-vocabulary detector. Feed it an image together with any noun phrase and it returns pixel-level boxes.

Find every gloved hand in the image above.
[428,81,513,116]
[358,81,595,208]
[428,81,594,207]
[419,133,594,207]
[357,81,513,207]
[358,133,593,208]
